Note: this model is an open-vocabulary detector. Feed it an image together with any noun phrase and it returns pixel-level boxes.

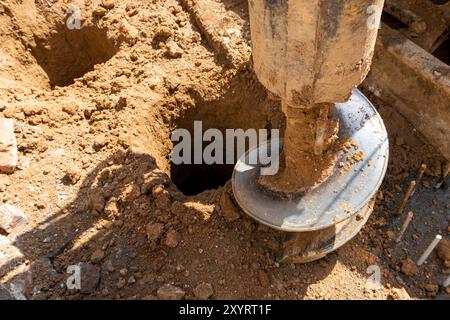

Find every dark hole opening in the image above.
[169,72,282,196]
[432,34,450,65]
[171,159,235,196]
[170,131,260,196]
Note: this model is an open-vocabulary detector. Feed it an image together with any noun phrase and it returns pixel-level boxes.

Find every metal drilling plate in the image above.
[232,90,389,232]
[281,199,375,264]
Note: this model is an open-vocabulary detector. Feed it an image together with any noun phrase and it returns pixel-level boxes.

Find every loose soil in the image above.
[0,0,448,300]
[260,103,340,194]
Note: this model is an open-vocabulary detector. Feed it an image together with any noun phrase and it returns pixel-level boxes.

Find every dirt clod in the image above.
[157,284,185,300]
[193,282,214,300]
[436,238,450,263]
[401,258,419,277]
[423,283,439,296]
[146,223,164,244]
[89,193,105,214]
[64,167,81,185]
[165,229,180,248]
[93,6,108,17]
[258,270,270,287]
[90,249,105,264]
[166,40,183,58]
[219,191,240,222]
[79,263,100,294]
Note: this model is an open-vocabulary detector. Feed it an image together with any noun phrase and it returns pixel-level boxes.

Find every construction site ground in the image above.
[0,0,448,300]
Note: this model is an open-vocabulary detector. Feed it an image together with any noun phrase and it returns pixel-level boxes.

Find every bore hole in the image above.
[169,72,282,196]
[171,159,235,196]
[31,23,118,87]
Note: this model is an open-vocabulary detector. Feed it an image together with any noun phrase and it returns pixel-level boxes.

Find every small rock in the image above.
[193,282,214,300]
[146,223,164,243]
[79,263,100,294]
[90,249,105,264]
[101,0,115,9]
[219,191,240,222]
[165,40,183,58]
[64,167,81,184]
[152,184,166,196]
[436,238,450,262]
[157,284,185,300]
[117,278,126,289]
[0,204,28,234]
[119,268,128,276]
[104,198,119,216]
[401,258,419,277]
[140,171,168,194]
[62,103,79,116]
[258,270,270,287]
[423,283,439,295]
[128,276,136,284]
[93,136,108,151]
[386,230,395,241]
[104,260,115,273]
[22,104,43,116]
[93,5,107,17]
[120,19,139,45]
[0,119,18,173]
[0,238,24,277]
[165,229,180,248]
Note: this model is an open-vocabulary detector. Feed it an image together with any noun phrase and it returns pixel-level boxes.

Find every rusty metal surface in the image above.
[383,0,450,52]
[248,0,383,107]
[232,90,389,232]
[280,199,375,264]
[364,24,450,161]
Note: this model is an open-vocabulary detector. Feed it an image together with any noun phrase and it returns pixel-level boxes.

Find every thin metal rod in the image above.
[411,164,426,196]
[396,211,413,243]
[444,275,450,288]
[417,234,442,266]
[395,180,416,216]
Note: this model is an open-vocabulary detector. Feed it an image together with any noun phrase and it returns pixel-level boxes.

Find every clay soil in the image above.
[0,0,449,300]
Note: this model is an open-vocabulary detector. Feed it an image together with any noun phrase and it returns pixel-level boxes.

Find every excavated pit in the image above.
[170,73,282,195]
[31,23,118,87]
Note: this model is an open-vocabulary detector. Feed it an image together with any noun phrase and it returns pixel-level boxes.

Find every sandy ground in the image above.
[0,0,449,300]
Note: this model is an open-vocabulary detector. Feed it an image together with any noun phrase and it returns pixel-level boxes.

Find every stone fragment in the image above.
[0,119,17,173]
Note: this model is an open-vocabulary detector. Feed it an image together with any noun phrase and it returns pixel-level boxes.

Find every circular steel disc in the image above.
[232,90,389,232]
[280,199,374,264]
